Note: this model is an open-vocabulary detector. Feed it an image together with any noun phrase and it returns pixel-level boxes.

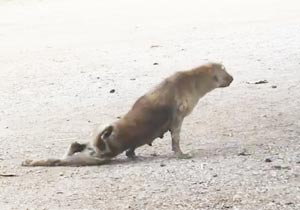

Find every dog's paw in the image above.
[175,153,193,159]
[21,159,33,166]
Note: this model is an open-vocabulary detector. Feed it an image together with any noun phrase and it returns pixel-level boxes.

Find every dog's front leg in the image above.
[170,119,192,159]
[22,153,111,167]
[22,158,64,166]
[170,119,183,155]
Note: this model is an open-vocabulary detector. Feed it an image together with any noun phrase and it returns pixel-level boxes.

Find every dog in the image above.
[22,62,233,166]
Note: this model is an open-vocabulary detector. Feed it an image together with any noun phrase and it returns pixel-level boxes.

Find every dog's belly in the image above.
[118,93,175,150]
[119,111,172,150]
[124,121,170,149]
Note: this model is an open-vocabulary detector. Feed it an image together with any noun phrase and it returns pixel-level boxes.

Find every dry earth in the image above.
[0,0,300,209]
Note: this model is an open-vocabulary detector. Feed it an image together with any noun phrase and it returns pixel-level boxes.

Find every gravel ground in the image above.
[0,0,300,209]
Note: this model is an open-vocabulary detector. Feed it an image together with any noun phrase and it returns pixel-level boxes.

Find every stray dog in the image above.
[22,63,233,166]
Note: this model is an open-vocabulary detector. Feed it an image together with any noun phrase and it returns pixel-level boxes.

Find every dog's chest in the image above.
[177,92,201,116]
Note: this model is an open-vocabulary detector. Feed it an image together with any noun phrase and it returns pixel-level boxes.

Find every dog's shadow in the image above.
[106,144,244,166]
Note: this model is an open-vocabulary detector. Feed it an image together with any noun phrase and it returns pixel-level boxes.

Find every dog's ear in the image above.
[93,125,113,151]
[100,125,113,140]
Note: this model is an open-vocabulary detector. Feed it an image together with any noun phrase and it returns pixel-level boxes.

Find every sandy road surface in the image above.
[0,0,300,209]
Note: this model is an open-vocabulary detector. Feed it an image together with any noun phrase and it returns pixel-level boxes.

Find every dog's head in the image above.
[65,124,115,158]
[209,63,233,88]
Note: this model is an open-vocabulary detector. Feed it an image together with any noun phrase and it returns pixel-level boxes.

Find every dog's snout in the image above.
[219,75,233,88]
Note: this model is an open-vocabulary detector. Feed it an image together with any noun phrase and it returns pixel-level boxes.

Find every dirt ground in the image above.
[0,0,300,209]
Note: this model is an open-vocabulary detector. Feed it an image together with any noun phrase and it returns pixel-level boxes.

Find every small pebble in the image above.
[273,165,291,170]
[109,89,115,93]
[150,45,161,48]
[153,62,159,65]
[160,163,166,167]
[265,158,272,163]
[96,77,100,79]
[222,204,232,209]
[254,80,268,84]
[238,151,251,156]
[271,85,277,88]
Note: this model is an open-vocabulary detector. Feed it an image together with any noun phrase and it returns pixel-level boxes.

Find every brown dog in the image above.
[22,62,233,166]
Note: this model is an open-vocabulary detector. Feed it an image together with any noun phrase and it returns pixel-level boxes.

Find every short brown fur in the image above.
[22,63,233,166]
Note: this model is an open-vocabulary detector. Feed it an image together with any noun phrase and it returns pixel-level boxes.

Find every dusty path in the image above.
[0,0,300,209]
